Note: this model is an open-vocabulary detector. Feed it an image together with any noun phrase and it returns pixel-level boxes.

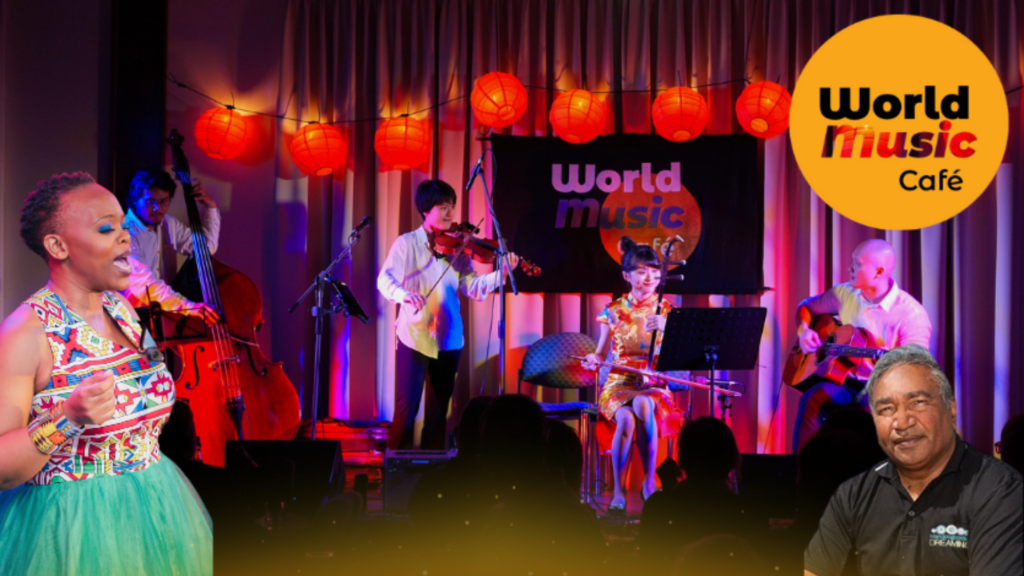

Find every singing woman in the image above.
[0,173,212,575]
[582,236,684,511]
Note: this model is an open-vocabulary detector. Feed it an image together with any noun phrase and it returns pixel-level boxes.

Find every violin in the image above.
[431,222,541,276]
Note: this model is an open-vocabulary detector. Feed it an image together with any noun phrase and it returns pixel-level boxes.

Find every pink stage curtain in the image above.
[272,0,1022,454]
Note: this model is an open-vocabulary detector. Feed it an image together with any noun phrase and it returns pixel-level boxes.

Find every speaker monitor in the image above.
[383,449,454,511]
[225,440,344,518]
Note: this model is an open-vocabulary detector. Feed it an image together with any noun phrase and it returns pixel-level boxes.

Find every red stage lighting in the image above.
[289,122,346,176]
[651,87,709,142]
[735,80,792,139]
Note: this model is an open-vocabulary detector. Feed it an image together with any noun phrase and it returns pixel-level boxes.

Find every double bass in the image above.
[162,129,301,467]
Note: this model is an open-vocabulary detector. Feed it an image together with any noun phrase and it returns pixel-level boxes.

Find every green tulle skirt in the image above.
[0,455,212,576]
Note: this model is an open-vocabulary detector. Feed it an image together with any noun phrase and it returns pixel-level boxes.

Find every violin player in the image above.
[377,179,519,450]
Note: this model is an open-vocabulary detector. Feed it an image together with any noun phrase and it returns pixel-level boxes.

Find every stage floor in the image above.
[364,484,647,518]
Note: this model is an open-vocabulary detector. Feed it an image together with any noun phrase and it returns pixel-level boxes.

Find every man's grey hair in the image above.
[865,344,954,412]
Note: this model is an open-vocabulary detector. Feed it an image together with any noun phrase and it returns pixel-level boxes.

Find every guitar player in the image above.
[793,239,932,452]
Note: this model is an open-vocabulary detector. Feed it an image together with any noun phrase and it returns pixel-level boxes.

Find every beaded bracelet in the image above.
[27,401,84,455]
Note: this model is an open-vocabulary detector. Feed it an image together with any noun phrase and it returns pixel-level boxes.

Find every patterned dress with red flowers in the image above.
[595,293,684,444]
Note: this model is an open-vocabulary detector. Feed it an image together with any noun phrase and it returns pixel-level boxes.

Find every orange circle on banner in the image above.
[789,15,1008,230]
[597,186,702,267]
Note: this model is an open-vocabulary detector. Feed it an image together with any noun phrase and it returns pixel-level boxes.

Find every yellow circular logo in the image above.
[790,15,1008,230]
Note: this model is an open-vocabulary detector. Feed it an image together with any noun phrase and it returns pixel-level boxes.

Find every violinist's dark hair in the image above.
[128,169,176,204]
[415,179,457,218]
[21,172,96,259]
[619,236,661,273]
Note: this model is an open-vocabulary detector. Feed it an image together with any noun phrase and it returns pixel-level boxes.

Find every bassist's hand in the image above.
[190,179,218,210]
[798,323,821,354]
[183,302,220,325]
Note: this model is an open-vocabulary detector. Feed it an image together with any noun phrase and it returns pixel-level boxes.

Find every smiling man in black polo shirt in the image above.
[805,345,1022,576]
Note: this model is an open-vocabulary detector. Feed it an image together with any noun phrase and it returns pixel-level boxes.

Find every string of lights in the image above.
[168,73,754,126]
[170,69,793,174]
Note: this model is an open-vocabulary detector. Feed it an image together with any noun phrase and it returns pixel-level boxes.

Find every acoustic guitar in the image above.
[782,315,885,393]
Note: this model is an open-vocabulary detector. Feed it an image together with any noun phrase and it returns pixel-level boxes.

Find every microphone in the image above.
[352,216,373,235]
[138,320,165,364]
[143,346,165,364]
[665,274,686,281]
[465,151,485,191]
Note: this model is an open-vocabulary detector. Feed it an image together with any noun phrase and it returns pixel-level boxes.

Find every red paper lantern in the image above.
[289,122,346,176]
[735,80,792,139]
[651,87,709,142]
[375,117,431,170]
[471,72,528,128]
[194,107,248,160]
[549,89,606,144]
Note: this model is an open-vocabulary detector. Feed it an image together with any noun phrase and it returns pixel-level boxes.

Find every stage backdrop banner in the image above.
[492,134,763,294]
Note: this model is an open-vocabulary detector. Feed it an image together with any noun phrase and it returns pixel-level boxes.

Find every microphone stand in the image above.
[289,223,370,440]
[470,149,517,395]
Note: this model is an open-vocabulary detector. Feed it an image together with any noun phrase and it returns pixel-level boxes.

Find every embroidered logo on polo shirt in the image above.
[930,524,969,549]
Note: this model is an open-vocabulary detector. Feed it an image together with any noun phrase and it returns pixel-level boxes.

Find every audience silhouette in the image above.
[640,417,754,572]
[196,381,1020,576]
[1000,414,1024,475]
[472,395,603,575]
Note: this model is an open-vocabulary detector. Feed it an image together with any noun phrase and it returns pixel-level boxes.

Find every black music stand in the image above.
[329,280,370,324]
[655,307,767,418]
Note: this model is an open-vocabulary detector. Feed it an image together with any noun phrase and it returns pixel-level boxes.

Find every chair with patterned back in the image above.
[518,332,600,502]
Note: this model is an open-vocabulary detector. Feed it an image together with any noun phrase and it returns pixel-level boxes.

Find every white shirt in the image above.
[377,227,503,358]
[800,280,932,379]
[122,207,221,311]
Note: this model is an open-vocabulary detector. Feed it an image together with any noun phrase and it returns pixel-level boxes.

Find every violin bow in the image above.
[568,355,743,397]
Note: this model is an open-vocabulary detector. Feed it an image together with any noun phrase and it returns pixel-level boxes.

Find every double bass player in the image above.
[122,168,220,324]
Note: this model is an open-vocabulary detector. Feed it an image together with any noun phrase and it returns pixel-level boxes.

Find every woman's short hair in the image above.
[619,235,661,273]
[128,169,176,204]
[414,180,457,218]
[20,172,96,259]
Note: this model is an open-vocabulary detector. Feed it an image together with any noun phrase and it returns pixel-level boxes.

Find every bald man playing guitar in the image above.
[792,239,932,452]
